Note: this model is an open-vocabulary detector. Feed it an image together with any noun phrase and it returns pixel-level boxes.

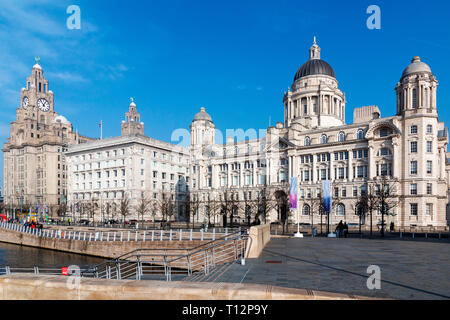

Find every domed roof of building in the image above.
[402,56,432,78]
[193,107,212,122]
[294,59,336,82]
[52,115,70,125]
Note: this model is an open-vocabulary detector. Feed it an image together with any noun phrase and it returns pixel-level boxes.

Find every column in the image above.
[330,152,334,181]
[392,140,399,178]
[252,160,256,187]
[240,162,244,187]
[348,148,353,182]
[368,146,375,179]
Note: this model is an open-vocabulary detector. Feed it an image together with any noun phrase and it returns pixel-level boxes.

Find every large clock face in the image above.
[37,98,50,112]
[22,97,29,110]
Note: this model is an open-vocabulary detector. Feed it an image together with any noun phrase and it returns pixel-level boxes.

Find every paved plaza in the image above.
[216,237,450,300]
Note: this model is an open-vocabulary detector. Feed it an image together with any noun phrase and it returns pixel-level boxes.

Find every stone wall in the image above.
[245,224,271,259]
[0,227,211,259]
[0,274,373,300]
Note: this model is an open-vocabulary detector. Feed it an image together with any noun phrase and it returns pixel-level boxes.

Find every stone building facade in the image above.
[2,61,92,218]
[66,100,190,222]
[189,40,450,229]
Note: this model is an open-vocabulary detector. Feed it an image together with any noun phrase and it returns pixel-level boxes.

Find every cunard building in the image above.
[189,39,450,229]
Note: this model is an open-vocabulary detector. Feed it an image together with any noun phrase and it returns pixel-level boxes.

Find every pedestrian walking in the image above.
[343,221,348,238]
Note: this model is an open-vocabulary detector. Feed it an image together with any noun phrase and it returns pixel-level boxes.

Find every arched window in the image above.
[357,129,365,140]
[412,89,417,108]
[380,148,391,156]
[320,134,328,144]
[304,136,311,146]
[338,132,345,142]
[302,204,311,216]
[337,204,345,216]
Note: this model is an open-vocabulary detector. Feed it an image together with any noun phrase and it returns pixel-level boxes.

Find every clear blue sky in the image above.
[1,0,450,187]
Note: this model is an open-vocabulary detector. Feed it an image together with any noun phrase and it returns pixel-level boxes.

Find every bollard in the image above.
[84,232,86,241]
[79,232,82,241]
[213,228,216,240]
[426,233,428,239]
[113,232,116,242]
[439,233,441,240]
[412,233,415,239]
[152,230,154,241]
[120,232,123,242]
[127,231,130,241]
[107,232,110,242]
[89,233,92,242]
[170,229,173,241]
[400,232,402,239]
[179,229,182,241]
[201,229,204,241]
[135,231,138,242]
[160,230,163,241]
[190,229,193,241]
[143,231,146,242]
[100,232,103,242]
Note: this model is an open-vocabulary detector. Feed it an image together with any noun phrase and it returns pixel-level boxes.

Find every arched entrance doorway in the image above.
[274,190,289,233]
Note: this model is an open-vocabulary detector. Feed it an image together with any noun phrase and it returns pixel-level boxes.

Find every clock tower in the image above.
[19,57,55,125]
[3,59,93,220]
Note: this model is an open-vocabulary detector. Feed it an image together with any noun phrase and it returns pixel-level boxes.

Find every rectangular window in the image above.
[410,184,417,195]
[410,161,418,175]
[357,166,364,178]
[321,169,327,180]
[410,141,417,153]
[427,183,432,195]
[426,204,432,216]
[427,125,433,134]
[353,186,357,197]
[338,167,344,179]
[410,203,418,216]
[427,141,432,152]
[381,164,388,176]
[427,161,432,174]
[411,125,418,134]
[342,188,346,197]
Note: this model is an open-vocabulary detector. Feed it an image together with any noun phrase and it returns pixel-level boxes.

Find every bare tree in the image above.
[303,192,323,236]
[250,186,276,225]
[155,192,175,229]
[187,193,200,228]
[218,189,240,228]
[205,195,220,227]
[119,196,131,227]
[377,177,399,237]
[135,196,151,225]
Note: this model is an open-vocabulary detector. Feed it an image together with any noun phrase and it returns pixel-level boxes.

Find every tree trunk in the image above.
[370,209,373,237]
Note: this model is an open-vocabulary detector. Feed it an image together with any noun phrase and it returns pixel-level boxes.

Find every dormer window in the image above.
[357,129,365,140]
[338,132,345,142]
[304,136,311,146]
[320,134,328,144]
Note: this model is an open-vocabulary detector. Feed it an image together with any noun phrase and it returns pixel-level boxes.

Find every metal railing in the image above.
[81,229,248,281]
[0,221,240,242]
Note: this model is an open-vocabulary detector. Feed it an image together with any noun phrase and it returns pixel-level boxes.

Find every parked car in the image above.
[79,219,91,226]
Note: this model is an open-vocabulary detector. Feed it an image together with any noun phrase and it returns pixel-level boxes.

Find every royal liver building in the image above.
[190,39,450,228]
